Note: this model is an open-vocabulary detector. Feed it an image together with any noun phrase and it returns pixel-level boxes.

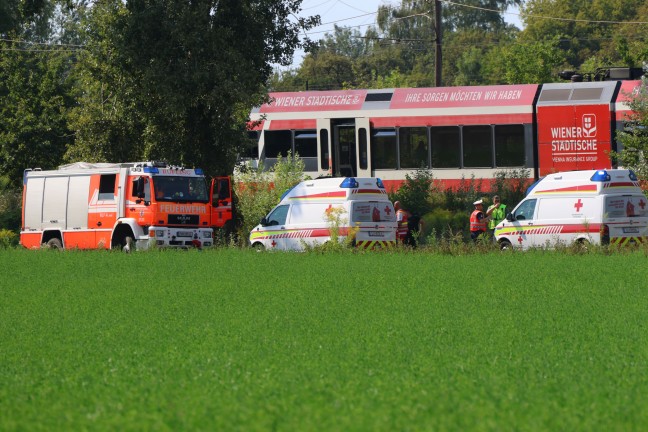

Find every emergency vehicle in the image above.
[494,169,648,250]
[249,177,396,251]
[20,161,232,250]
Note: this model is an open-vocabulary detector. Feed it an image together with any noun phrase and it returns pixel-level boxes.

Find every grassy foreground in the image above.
[1,248,648,431]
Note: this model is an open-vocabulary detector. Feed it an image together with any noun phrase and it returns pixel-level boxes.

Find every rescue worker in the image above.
[486,195,507,236]
[394,201,410,244]
[470,199,488,242]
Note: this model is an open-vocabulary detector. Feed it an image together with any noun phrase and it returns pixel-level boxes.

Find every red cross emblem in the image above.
[325,204,334,215]
[574,199,583,212]
[271,240,277,248]
[640,200,646,210]
[384,206,392,215]
[517,235,523,244]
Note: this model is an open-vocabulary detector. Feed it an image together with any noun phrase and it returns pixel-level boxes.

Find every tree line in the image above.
[1,0,647,191]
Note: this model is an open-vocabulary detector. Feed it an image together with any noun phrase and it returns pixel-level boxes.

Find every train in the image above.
[248,78,643,191]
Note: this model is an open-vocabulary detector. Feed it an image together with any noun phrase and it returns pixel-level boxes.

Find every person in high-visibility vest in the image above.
[470,199,488,242]
[486,195,507,236]
[394,201,410,244]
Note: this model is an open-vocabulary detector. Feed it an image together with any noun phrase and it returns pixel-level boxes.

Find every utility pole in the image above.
[434,0,442,87]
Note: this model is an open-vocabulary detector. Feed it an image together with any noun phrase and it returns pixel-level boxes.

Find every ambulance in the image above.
[494,169,648,250]
[249,177,397,251]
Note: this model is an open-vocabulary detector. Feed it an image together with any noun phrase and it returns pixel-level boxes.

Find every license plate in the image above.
[368,231,385,237]
[623,227,640,234]
[177,230,194,237]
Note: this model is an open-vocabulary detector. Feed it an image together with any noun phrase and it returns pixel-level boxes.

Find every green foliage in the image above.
[0,229,18,248]
[389,168,435,216]
[613,78,648,186]
[234,151,304,243]
[0,176,22,232]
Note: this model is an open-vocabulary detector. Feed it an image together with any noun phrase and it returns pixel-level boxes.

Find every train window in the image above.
[539,89,571,101]
[264,130,292,158]
[495,125,525,167]
[571,88,603,101]
[463,126,492,167]
[359,128,368,170]
[431,127,460,168]
[294,130,318,158]
[371,129,397,169]
[399,127,429,169]
[320,129,329,170]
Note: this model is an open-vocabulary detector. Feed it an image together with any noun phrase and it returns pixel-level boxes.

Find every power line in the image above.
[441,0,648,25]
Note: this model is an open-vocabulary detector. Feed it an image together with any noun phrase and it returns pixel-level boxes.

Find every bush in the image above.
[0,229,19,248]
[234,151,304,245]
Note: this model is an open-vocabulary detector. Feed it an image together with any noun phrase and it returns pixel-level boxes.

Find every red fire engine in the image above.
[20,161,232,250]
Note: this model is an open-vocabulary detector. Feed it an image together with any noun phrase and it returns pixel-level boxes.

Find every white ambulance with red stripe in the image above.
[21,161,232,250]
[249,177,396,251]
[494,169,648,250]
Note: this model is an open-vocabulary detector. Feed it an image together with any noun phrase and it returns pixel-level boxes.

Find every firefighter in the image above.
[394,201,410,244]
[470,199,488,242]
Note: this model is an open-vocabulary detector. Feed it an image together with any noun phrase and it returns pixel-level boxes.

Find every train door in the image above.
[332,119,357,177]
[355,118,371,177]
[317,118,332,177]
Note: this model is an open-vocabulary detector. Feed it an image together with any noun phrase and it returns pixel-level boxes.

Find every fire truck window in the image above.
[463,126,492,168]
[99,174,116,200]
[495,125,525,167]
[431,127,460,168]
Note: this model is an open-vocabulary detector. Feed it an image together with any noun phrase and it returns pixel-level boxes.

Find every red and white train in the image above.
[248,79,643,190]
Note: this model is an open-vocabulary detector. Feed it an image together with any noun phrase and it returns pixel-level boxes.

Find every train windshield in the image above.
[153,176,209,203]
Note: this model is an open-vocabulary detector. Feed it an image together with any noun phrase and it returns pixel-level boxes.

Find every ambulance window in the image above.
[99,174,116,200]
[514,199,536,221]
[267,205,289,226]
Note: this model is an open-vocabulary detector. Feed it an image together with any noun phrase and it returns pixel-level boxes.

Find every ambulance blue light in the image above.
[195,168,204,175]
[376,178,385,189]
[629,170,638,181]
[340,177,359,188]
[590,170,610,182]
[143,166,159,174]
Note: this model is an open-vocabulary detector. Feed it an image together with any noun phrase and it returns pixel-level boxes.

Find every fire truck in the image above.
[20,161,232,250]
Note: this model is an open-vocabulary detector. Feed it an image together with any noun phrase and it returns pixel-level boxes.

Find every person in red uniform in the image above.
[470,199,488,242]
[394,201,410,244]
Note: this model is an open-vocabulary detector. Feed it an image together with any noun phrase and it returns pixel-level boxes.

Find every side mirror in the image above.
[506,213,514,222]
[134,177,146,198]
[260,217,268,226]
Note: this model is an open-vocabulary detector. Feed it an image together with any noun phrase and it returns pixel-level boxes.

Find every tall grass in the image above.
[1,248,648,430]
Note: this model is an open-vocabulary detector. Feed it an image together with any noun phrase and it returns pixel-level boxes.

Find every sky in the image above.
[284,0,523,69]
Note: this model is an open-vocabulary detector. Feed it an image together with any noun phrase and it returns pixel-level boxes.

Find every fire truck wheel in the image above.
[46,238,63,250]
[123,236,135,253]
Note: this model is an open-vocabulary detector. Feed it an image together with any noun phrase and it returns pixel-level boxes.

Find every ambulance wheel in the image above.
[252,242,265,252]
[575,239,590,252]
[499,239,512,251]
[46,238,63,250]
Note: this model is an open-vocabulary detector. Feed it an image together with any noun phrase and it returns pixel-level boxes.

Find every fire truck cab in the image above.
[21,161,230,250]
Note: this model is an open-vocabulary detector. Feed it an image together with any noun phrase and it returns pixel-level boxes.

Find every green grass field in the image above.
[1,248,648,431]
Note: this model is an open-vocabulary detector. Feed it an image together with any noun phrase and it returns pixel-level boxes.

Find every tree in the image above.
[67,0,319,176]
[614,78,648,186]
[0,1,78,186]
[520,0,648,71]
